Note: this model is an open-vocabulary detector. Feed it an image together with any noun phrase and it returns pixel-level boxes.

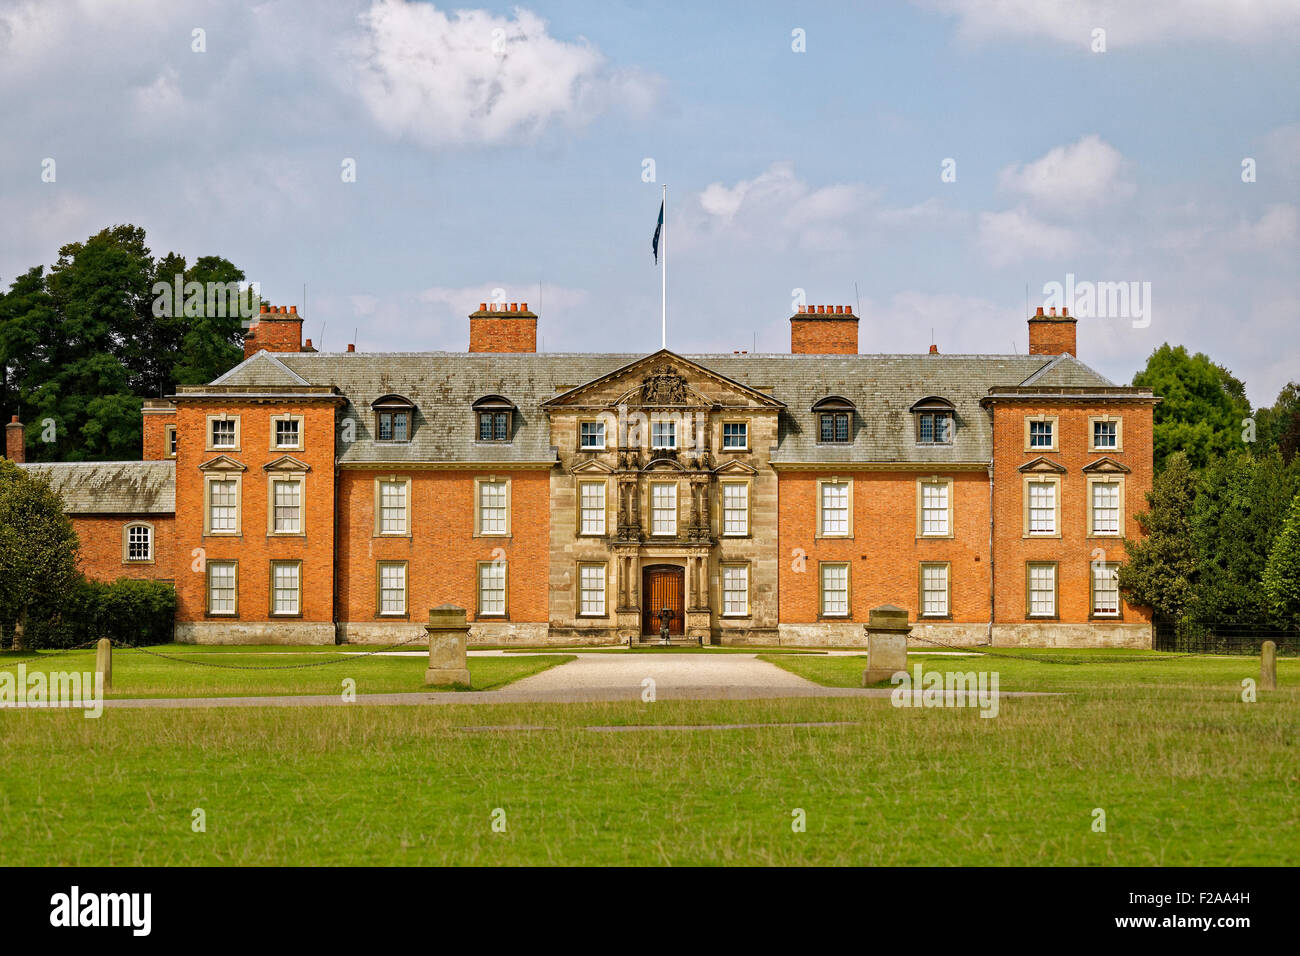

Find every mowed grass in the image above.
[0,646,571,699]
[0,652,1296,865]
[760,647,1300,695]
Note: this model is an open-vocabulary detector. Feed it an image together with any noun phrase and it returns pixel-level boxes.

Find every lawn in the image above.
[0,645,571,699]
[0,650,1296,866]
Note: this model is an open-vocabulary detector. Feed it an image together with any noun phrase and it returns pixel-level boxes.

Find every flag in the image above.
[652,199,663,264]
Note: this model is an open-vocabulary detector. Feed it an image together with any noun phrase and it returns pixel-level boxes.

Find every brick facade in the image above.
[38,303,1158,648]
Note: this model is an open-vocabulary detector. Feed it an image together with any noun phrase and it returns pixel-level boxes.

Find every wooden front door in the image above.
[642,565,685,636]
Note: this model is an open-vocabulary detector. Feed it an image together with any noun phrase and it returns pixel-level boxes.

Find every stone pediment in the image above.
[1081,456,1131,474]
[570,457,615,476]
[713,458,758,476]
[1018,456,1067,474]
[541,349,785,411]
[198,455,247,472]
[263,455,312,473]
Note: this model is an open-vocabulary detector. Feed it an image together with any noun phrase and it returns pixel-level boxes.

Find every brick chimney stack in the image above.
[469,302,537,353]
[243,304,305,359]
[790,305,858,354]
[5,415,24,464]
[1028,306,1078,357]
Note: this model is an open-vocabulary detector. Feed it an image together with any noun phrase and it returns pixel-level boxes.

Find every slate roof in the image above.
[207,349,1130,467]
[19,461,175,514]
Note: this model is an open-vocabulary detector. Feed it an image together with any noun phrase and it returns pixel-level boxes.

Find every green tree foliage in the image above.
[1254,381,1300,464]
[1187,451,1300,622]
[1262,493,1300,629]
[0,226,250,460]
[1132,344,1252,471]
[0,459,81,649]
[1119,451,1200,619]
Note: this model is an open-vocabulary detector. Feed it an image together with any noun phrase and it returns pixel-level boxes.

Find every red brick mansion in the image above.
[7,302,1158,647]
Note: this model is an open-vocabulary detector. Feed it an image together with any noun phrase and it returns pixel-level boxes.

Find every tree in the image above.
[1132,344,1252,471]
[1118,451,1200,619]
[1262,492,1300,629]
[1255,381,1300,464]
[1187,451,1300,622]
[171,255,249,386]
[0,459,81,650]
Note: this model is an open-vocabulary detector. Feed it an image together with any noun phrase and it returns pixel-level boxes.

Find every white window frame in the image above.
[206,560,238,616]
[579,480,606,536]
[920,562,950,617]
[650,482,678,536]
[1092,561,1121,617]
[917,477,953,537]
[722,564,749,617]
[721,421,748,450]
[820,562,850,617]
[374,477,411,536]
[377,561,407,616]
[817,479,852,538]
[123,522,153,563]
[578,563,607,617]
[1024,415,1058,452]
[205,475,242,535]
[1023,475,1061,538]
[1027,563,1057,618]
[270,560,301,616]
[477,561,507,617]
[579,420,606,450]
[269,477,303,534]
[206,414,240,452]
[721,480,749,536]
[271,414,303,451]
[475,477,511,536]
[1088,476,1124,537]
[651,420,677,449]
[1088,415,1123,453]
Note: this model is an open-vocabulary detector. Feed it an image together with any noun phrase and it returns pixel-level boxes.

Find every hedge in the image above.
[19,577,176,649]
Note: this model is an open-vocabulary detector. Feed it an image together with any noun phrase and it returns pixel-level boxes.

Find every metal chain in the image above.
[0,639,103,666]
[112,634,428,670]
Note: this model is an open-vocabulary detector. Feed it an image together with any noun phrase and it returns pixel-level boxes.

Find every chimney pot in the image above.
[520,302,527,311]
[289,305,297,314]
[347,343,356,352]
[1035,306,1044,316]
[1049,307,1057,316]
[510,303,518,312]
[9,415,17,424]
[303,339,312,348]
[479,302,487,311]
[260,303,269,314]
[929,343,939,354]
[1061,307,1069,317]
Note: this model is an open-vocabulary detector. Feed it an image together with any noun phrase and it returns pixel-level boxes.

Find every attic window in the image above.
[372,395,415,443]
[910,397,954,446]
[472,395,515,443]
[811,397,855,444]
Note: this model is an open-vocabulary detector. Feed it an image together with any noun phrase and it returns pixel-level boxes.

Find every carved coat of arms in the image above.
[640,364,688,405]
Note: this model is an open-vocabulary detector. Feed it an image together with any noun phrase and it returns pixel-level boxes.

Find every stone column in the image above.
[425,605,471,687]
[862,604,911,686]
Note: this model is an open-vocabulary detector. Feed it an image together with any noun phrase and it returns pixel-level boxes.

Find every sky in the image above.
[1,0,1297,405]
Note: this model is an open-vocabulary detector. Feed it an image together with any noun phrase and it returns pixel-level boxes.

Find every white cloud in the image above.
[917,0,1300,48]
[997,135,1131,211]
[1229,203,1299,248]
[350,0,659,148]
[978,207,1078,266]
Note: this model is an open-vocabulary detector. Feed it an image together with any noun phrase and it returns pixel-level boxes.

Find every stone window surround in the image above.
[720,560,751,618]
[373,475,412,538]
[816,477,853,539]
[1090,558,1123,620]
[376,560,409,618]
[1024,414,1059,453]
[576,561,609,618]
[1025,561,1059,620]
[205,413,240,452]
[165,424,177,459]
[1088,414,1124,453]
[1022,474,1062,539]
[915,475,955,539]
[919,561,951,619]
[204,472,243,536]
[270,413,304,451]
[719,478,750,537]
[720,419,749,451]
[476,559,509,619]
[122,521,154,564]
[474,475,513,537]
[818,560,852,619]
[205,559,239,617]
[269,559,303,618]
[1086,474,1125,538]
[649,480,679,537]
[576,478,609,537]
[267,472,307,536]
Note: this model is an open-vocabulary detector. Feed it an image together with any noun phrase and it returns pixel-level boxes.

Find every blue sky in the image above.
[1,0,1297,404]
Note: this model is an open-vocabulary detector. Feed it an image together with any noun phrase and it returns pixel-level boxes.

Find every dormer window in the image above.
[372,395,416,443]
[910,397,954,446]
[472,395,515,443]
[812,397,855,444]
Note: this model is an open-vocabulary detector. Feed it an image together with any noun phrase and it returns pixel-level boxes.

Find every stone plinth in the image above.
[425,605,471,687]
[862,604,911,686]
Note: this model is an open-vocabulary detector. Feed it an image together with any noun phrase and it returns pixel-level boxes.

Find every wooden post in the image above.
[1261,639,1277,692]
[95,638,112,693]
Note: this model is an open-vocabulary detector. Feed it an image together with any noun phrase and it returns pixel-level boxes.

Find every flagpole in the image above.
[661,184,667,349]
